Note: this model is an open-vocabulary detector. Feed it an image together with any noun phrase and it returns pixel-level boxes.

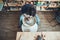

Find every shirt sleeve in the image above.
[35,14,40,25]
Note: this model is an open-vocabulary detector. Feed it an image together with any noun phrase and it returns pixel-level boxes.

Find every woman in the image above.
[19,3,40,31]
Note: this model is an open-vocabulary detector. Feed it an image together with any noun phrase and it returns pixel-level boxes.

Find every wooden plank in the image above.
[16,32,60,40]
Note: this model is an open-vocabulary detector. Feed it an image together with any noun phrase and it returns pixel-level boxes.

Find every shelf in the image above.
[8,3,21,6]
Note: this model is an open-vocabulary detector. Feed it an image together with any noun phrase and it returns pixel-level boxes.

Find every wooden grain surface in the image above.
[0,11,60,40]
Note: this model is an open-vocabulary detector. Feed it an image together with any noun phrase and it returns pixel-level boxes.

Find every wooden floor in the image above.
[0,11,60,40]
[37,11,60,31]
[0,12,20,40]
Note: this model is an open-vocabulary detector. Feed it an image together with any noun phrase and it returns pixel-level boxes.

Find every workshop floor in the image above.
[0,11,60,40]
[0,12,19,40]
[37,11,60,31]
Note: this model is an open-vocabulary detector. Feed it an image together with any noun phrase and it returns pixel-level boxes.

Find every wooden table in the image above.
[16,32,60,40]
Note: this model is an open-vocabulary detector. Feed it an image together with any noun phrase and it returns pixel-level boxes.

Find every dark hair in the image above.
[26,5,36,17]
[21,4,36,17]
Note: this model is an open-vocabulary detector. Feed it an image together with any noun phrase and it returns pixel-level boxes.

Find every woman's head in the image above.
[21,4,36,17]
